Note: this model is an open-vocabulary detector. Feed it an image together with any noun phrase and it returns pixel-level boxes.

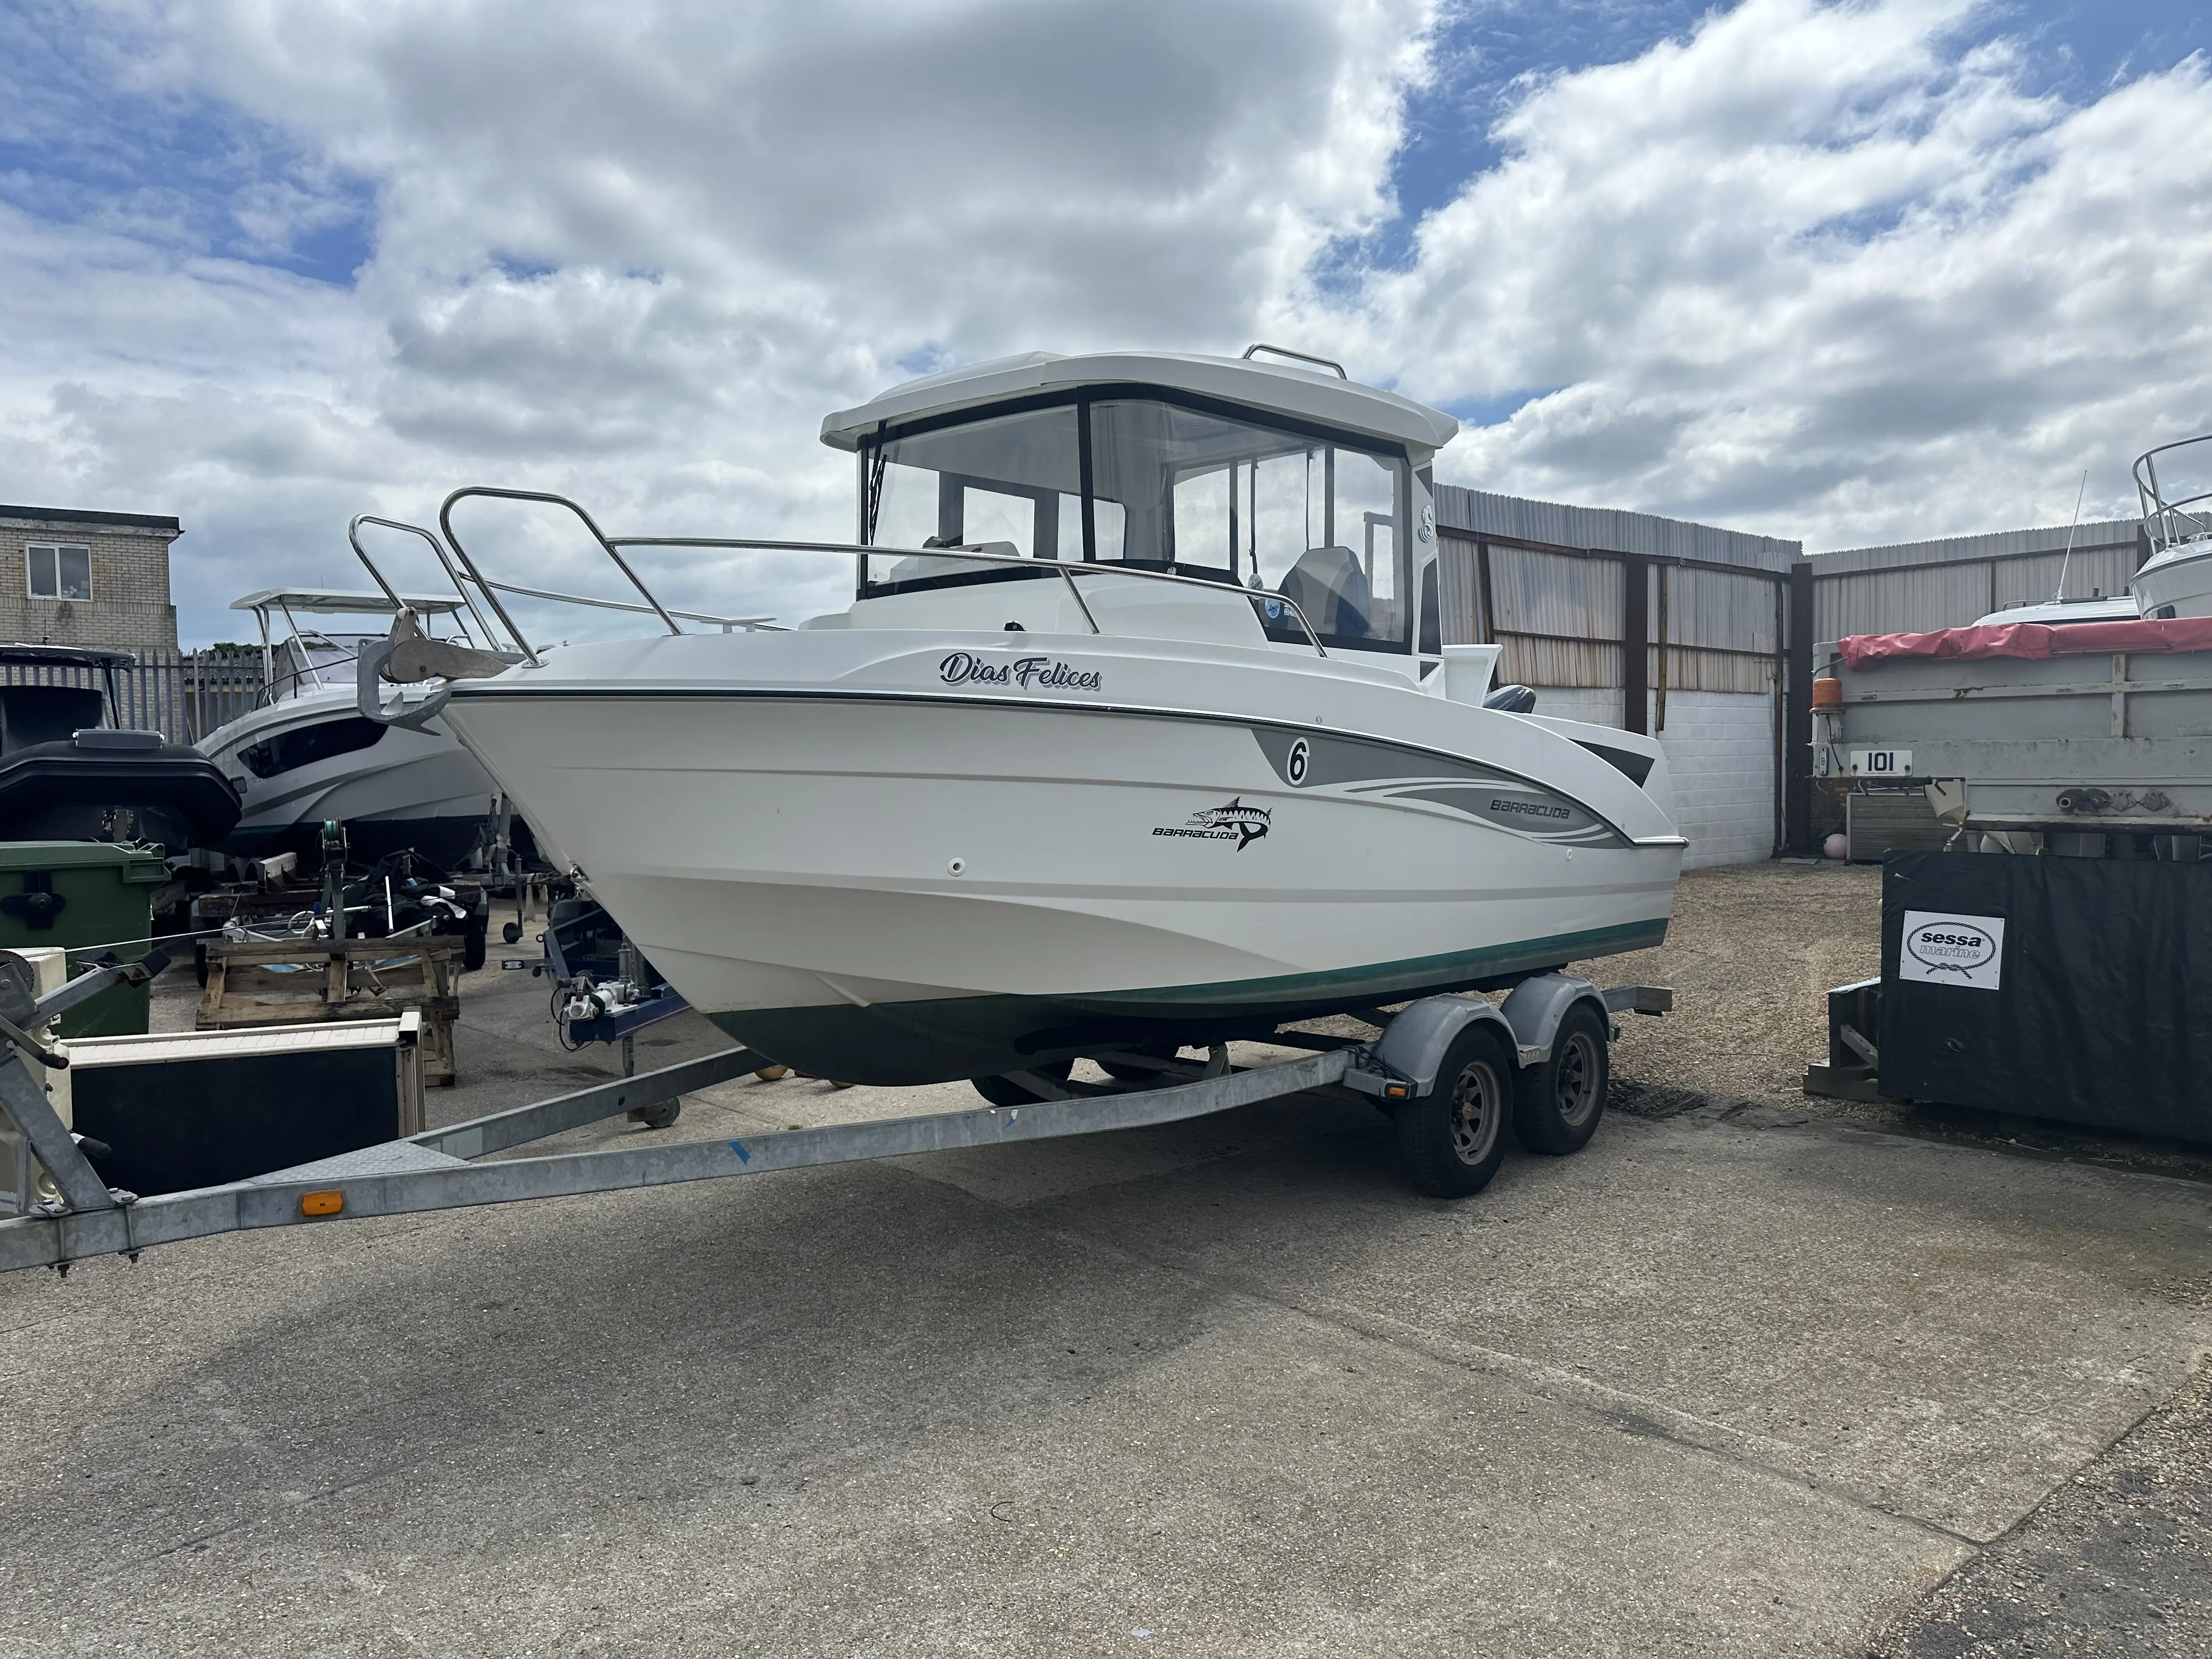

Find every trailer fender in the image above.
[1499,974,1610,1069]
[1365,996,1517,1096]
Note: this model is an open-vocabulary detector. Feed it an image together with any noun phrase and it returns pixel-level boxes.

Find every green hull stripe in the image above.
[702,917,1671,1085]
[1073,918,1669,1013]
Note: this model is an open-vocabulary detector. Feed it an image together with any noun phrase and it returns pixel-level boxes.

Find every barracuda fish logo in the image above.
[1153,798,1271,850]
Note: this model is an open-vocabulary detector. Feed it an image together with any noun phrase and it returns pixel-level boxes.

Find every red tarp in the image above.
[1838,616,2212,667]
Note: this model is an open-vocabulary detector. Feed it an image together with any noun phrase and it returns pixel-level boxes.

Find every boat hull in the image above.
[201,690,498,866]
[2134,540,2212,620]
[442,667,1682,1083]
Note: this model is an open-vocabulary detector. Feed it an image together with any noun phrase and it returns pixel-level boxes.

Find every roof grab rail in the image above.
[1243,342,1348,379]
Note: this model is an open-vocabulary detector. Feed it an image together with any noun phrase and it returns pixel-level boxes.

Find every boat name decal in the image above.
[938,651,1102,692]
[1489,796,1573,821]
[1153,798,1271,850]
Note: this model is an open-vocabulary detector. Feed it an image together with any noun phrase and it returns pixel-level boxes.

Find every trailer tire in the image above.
[461,923,488,973]
[630,1098,680,1130]
[973,1060,1073,1106]
[1515,1001,1608,1155]
[1395,1023,1514,1198]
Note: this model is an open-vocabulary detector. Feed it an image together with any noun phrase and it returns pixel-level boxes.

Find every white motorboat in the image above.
[388,348,1689,1084]
[200,588,504,866]
[2133,435,2212,619]
[1972,598,2137,627]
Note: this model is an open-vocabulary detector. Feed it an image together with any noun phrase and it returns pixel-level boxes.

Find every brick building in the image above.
[0,504,180,654]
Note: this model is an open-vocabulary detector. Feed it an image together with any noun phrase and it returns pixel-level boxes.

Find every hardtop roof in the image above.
[230,588,467,617]
[820,350,1459,456]
[0,642,136,669]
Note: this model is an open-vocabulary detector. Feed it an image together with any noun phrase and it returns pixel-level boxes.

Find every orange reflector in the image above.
[300,1189,344,1217]
[1812,676,1843,710]
[1384,1083,1410,1099]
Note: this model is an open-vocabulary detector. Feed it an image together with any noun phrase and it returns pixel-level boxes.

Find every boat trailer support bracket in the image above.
[0,1066,128,1217]
[0,955,172,1220]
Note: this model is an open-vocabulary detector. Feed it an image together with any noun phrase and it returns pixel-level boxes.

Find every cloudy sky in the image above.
[3,0,2208,643]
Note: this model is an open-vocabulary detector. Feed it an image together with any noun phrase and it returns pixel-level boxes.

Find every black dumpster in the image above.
[1877,850,2212,1139]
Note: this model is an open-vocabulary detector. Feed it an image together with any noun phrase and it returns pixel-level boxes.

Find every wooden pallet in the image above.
[198,937,462,1086]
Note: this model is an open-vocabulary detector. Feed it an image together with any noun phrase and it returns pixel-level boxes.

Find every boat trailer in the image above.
[0,963,1668,1276]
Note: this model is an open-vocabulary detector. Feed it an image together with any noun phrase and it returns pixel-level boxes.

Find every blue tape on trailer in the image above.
[730,1139,751,1164]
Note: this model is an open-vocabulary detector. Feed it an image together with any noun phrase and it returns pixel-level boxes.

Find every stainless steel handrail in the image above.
[487,578,775,631]
[349,514,510,652]
[1243,342,1348,379]
[433,485,1331,662]
[440,487,682,664]
[2134,435,2212,552]
[607,535,1324,655]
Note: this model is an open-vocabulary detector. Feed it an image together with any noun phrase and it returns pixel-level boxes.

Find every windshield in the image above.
[862,393,1410,651]
[265,613,470,702]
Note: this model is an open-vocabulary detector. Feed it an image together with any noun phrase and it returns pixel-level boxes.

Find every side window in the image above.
[1171,466,1235,574]
[238,716,388,780]
[960,486,1036,557]
[26,544,92,601]
[1338,452,1398,639]
[1091,498,1126,561]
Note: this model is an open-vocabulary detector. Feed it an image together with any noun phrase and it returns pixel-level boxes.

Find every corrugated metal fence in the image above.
[1432,486,1794,702]
[1810,519,2144,640]
[0,651,266,745]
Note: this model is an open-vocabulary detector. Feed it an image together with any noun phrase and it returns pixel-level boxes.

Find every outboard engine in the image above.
[1483,684,1538,714]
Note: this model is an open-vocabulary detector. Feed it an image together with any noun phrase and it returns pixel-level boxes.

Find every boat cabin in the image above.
[818,349,1459,675]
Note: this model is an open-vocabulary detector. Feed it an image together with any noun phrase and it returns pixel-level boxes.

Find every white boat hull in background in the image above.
[201,687,499,865]
[2132,540,2212,620]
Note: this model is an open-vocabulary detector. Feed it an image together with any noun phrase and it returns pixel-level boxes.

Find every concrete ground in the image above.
[4,872,2209,1656]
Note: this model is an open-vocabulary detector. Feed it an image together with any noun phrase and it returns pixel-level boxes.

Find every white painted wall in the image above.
[1525,686,1777,869]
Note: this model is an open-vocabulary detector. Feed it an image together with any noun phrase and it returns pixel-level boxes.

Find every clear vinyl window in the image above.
[862,392,1410,651]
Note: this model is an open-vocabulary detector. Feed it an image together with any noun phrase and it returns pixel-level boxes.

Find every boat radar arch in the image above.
[820,349,1459,461]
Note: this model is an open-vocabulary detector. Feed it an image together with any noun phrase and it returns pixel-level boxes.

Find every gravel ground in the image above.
[1871,1357,2212,1657]
[1584,859,1884,1113]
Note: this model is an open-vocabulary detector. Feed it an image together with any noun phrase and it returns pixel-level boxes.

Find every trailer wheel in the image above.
[973,1060,1073,1106]
[461,923,488,973]
[1395,1024,1514,1198]
[630,1098,681,1130]
[1515,1002,1609,1155]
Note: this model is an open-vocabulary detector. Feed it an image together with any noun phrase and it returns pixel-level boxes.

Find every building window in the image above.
[26,544,92,601]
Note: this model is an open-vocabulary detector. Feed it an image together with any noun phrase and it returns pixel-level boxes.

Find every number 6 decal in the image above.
[1288,738,1310,785]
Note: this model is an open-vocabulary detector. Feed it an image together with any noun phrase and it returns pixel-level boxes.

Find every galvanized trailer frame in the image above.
[0,967,1667,1276]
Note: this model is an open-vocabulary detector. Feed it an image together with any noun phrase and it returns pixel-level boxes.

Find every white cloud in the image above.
[1339,0,2212,545]
[8,0,1433,638]
[3,0,2211,646]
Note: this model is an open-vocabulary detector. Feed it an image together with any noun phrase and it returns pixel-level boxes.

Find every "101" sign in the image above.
[1847,748,1912,776]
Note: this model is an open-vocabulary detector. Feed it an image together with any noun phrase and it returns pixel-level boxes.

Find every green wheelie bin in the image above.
[0,842,169,1037]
